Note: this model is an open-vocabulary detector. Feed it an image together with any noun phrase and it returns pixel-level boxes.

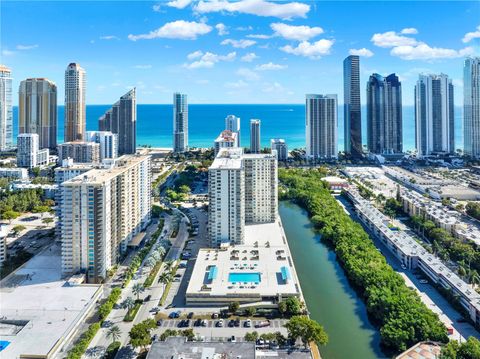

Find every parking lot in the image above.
[157,318,287,329]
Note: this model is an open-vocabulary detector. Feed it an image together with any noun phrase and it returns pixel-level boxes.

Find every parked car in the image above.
[201,319,208,327]
[230,335,236,342]
[244,319,252,328]
[255,320,270,328]
[216,319,224,327]
[211,313,219,319]
[419,279,428,284]
[185,319,190,327]
[144,295,151,302]
[150,307,160,313]
[228,319,235,327]
[156,320,163,326]
[234,319,240,327]
[187,312,194,319]
[194,319,202,327]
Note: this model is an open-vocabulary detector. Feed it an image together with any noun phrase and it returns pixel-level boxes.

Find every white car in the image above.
[244,319,252,328]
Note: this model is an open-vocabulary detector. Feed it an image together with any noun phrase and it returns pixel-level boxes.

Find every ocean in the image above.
[12,105,464,151]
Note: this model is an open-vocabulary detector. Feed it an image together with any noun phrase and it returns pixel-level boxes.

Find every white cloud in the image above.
[194,0,310,20]
[133,64,152,69]
[16,44,38,50]
[236,26,253,31]
[255,62,287,70]
[271,23,323,41]
[184,51,236,69]
[280,39,334,59]
[371,31,418,48]
[241,52,258,62]
[216,23,229,36]
[152,3,162,12]
[262,81,293,94]
[225,79,248,88]
[221,39,256,48]
[349,48,374,57]
[391,44,474,60]
[237,67,260,81]
[463,25,480,43]
[187,50,204,60]
[128,20,212,41]
[166,0,192,9]
[246,34,272,39]
[99,35,119,40]
[400,28,418,35]
[2,49,15,56]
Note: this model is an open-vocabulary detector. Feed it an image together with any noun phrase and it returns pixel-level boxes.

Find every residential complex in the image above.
[86,130,118,160]
[343,55,362,158]
[305,94,338,159]
[366,73,403,154]
[271,138,288,161]
[0,224,7,267]
[173,93,188,153]
[0,65,13,151]
[415,74,454,156]
[98,89,136,155]
[58,141,100,164]
[213,130,238,155]
[0,167,28,179]
[16,133,49,168]
[225,114,241,146]
[60,154,151,283]
[250,119,261,153]
[464,57,480,159]
[64,62,86,142]
[18,78,58,149]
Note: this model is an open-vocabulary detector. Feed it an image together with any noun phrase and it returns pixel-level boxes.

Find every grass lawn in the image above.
[123,301,142,322]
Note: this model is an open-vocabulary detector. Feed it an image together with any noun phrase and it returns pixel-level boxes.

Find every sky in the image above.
[1,0,479,105]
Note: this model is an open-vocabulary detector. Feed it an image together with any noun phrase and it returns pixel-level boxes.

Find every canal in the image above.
[280,201,386,359]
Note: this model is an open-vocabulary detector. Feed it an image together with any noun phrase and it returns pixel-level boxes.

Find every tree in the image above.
[228,301,240,314]
[244,331,259,342]
[132,283,145,301]
[245,307,256,317]
[159,272,171,291]
[122,297,135,311]
[164,260,175,273]
[2,210,20,222]
[285,297,303,316]
[106,325,121,345]
[284,316,328,348]
[12,224,26,236]
[178,185,191,194]
[42,217,54,225]
[160,329,178,341]
[441,337,480,359]
[129,319,156,349]
[32,205,51,214]
[470,270,480,289]
[182,328,195,341]
[278,301,287,316]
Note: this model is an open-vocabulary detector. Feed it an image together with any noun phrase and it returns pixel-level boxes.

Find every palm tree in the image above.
[122,297,135,311]
[132,283,145,301]
[470,270,480,289]
[159,272,171,291]
[458,265,467,279]
[106,325,121,344]
[164,260,175,273]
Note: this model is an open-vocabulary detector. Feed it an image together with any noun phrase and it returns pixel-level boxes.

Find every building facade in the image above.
[343,55,362,158]
[214,130,238,155]
[305,94,338,159]
[17,133,49,168]
[225,115,241,147]
[64,63,86,142]
[98,89,136,155]
[173,93,188,153]
[366,73,403,154]
[415,74,454,156]
[19,78,57,149]
[464,57,480,158]
[60,155,151,283]
[270,138,288,161]
[0,65,13,151]
[250,119,261,154]
[58,141,100,164]
[86,131,118,160]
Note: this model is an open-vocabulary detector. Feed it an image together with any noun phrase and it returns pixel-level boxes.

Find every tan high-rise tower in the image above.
[64,63,86,142]
[19,78,57,149]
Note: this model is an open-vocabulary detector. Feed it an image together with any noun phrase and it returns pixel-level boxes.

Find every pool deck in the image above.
[186,219,303,304]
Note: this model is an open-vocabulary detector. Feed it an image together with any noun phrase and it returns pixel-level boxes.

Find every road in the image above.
[337,195,480,342]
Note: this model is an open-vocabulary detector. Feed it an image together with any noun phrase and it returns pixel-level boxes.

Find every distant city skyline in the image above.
[2,1,479,106]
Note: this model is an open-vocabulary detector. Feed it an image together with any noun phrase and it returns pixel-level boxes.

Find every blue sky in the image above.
[2,0,479,105]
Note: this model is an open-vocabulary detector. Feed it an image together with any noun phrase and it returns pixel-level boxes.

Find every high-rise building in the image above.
[17,133,49,168]
[60,155,151,283]
[98,89,136,155]
[464,57,480,158]
[270,138,288,161]
[214,130,238,155]
[86,131,118,160]
[250,119,261,153]
[343,55,362,158]
[0,65,13,151]
[58,141,100,164]
[225,115,241,146]
[173,93,188,153]
[208,148,277,247]
[415,74,454,156]
[64,63,86,142]
[305,94,338,159]
[18,78,57,149]
[366,73,403,154]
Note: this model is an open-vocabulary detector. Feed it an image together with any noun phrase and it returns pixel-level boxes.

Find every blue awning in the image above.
[280,266,291,281]
[208,266,218,281]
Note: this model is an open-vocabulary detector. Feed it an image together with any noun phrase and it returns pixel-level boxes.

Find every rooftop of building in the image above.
[210,148,244,170]
[395,341,442,359]
[0,242,101,359]
[214,130,238,143]
[58,141,99,146]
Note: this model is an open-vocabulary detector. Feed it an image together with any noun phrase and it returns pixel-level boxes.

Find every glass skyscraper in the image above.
[250,119,261,153]
[366,73,403,154]
[343,55,362,158]
[64,63,86,142]
[464,57,480,159]
[0,65,13,151]
[173,93,188,153]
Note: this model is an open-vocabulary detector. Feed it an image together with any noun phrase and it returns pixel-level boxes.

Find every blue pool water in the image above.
[0,340,10,351]
[228,272,261,283]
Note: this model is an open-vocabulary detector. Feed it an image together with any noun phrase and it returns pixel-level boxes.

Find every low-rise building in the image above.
[0,167,28,179]
[10,181,57,198]
[58,141,100,164]
[323,176,349,191]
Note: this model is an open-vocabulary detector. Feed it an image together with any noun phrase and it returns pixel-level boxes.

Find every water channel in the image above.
[279,201,386,359]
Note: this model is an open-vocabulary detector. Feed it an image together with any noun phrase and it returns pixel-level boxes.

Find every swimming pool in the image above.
[228,272,261,283]
[0,340,10,351]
